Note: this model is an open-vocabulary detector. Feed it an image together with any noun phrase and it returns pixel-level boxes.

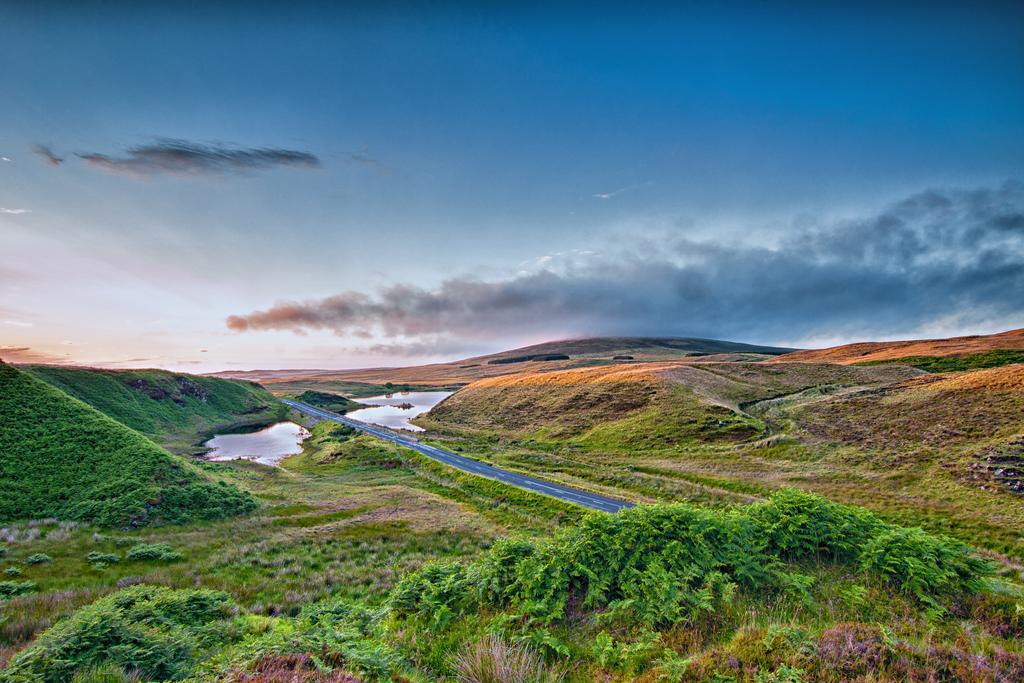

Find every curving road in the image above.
[282,399,634,513]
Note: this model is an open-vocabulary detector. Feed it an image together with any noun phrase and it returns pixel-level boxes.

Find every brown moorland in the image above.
[420,360,920,441]
[769,327,1024,364]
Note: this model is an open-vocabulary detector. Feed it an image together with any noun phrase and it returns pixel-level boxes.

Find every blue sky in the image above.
[1,2,1022,370]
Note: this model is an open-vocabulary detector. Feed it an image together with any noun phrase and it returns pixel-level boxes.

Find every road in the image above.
[282,399,634,513]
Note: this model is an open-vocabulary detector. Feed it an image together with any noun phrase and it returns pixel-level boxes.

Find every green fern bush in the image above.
[747,488,884,561]
[0,585,238,682]
[391,490,993,630]
[858,526,992,606]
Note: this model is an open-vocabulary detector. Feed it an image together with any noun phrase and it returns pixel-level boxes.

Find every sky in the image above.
[1,1,1023,371]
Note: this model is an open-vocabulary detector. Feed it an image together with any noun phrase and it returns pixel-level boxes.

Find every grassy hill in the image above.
[420,361,919,447]
[293,389,363,413]
[0,361,256,527]
[771,327,1024,364]
[24,365,282,453]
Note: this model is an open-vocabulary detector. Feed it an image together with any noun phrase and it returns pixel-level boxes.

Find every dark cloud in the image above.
[32,144,63,166]
[227,181,1024,346]
[76,139,320,177]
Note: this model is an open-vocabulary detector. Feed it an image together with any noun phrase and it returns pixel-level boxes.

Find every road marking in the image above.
[282,399,633,513]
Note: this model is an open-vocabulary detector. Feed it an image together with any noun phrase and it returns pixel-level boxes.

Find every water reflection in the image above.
[203,421,310,466]
[346,391,452,432]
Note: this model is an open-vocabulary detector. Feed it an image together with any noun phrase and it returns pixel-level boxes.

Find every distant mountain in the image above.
[771,328,1024,365]
[463,336,797,363]
[219,336,798,387]
[0,361,256,527]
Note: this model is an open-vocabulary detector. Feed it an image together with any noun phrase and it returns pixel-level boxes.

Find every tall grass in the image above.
[453,636,565,683]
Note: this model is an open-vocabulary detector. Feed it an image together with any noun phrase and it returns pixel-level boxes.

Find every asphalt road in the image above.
[282,399,634,513]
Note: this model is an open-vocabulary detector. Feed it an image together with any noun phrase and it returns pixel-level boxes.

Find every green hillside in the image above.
[294,389,363,413]
[854,349,1024,373]
[24,365,281,452]
[0,362,256,527]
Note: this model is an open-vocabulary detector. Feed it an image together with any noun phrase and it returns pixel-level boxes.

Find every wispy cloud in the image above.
[227,181,1024,347]
[593,181,654,200]
[2,320,33,327]
[32,144,63,166]
[0,346,71,364]
[0,208,30,215]
[348,148,379,164]
[77,139,321,177]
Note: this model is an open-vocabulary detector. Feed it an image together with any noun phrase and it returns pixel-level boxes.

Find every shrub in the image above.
[25,553,52,565]
[193,598,400,681]
[126,543,182,562]
[390,561,476,630]
[0,579,36,597]
[747,489,883,562]
[1,584,237,682]
[858,527,993,606]
[394,504,768,629]
[4,566,22,577]
[87,552,121,564]
[391,490,994,630]
[454,635,565,683]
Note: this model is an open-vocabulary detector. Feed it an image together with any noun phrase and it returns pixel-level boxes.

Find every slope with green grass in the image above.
[0,361,256,527]
[293,389,363,414]
[854,349,1024,373]
[24,365,281,452]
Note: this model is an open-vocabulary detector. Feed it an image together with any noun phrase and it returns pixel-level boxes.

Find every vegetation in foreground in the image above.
[1,486,1020,682]
[0,362,255,528]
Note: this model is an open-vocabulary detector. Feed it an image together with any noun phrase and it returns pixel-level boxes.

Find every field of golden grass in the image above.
[771,327,1024,364]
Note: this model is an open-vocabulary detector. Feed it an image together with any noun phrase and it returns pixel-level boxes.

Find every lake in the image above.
[203,421,310,466]
[346,391,453,432]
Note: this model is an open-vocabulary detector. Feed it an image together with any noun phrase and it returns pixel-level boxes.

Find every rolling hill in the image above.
[771,327,1024,365]
[420,360,919,447]
[215,336,798,388]
[24,365,282,453]
[0,361,256,527]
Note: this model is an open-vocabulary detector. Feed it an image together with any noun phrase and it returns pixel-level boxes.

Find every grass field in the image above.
[2,415,1021,680]
[3,348,1024,680]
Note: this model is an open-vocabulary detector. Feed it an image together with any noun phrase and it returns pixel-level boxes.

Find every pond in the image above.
[203,421,310,466]
[346,391,453,432]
